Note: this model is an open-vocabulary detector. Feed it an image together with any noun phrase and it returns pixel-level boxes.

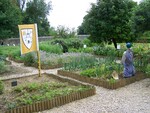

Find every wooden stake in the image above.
[37,51,41,77]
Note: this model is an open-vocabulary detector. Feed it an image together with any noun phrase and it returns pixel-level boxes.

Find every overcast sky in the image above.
[47,0,142,30]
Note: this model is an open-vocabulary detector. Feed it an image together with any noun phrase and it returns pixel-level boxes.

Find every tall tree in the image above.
[80,0,137,48]
[23,0,52,36]
[0,0,22,39]
[134,0,150,35]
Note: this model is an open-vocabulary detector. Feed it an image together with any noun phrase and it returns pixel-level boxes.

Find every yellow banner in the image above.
[18,24,39,54]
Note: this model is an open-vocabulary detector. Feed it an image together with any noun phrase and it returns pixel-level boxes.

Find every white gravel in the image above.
[40,78,150,113]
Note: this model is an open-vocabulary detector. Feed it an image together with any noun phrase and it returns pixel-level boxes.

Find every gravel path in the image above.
[40,78,150,113]
[2,58,150,113]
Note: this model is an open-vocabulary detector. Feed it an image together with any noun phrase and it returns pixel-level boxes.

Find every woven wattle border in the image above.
[5,73,96,113]
[58,70,149,89]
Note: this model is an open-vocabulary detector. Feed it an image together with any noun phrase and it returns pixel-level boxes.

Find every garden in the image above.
[0,37,150,112]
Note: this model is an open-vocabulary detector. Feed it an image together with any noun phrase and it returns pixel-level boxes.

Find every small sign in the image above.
[83,44,87,48]
[117,44,120,50]
[11,81,17,87]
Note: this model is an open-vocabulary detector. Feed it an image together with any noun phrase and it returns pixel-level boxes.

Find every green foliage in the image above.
[0,0,22,38]
[11,82,90,107]
[39,42,62,54]
[134,52,150,73]
[64,55,98,71]
[54,26,77,38]
[80,0,137,43]
[9,49,24,61]
[83,38,92,47]
[93,46,119,56]
[7,102,17,110]
[80,68,97,77]
[23,0,52,36]
[65,38,83,49]
[0,61,8,74]
[134,0,150,34]
[68,47,93,53]
[108,78,116,84]
[145,64,150,75]
[0,46,20,57]
[23,52,36,66]
[0,80,4,94]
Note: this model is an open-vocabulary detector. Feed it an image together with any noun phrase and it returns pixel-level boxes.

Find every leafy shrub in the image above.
[0,80,4,94]
[145,64,150,75]
[12,82,90,107]
[93,46,117,56]
[64,55,98,71]
[83,38,92,47]
[80,68,96,77]
[40,43,62,54]
[9,49,23,62]
[0,61,8,74]
[0,55,6,61]
[23,52,36,66]
[108,78,116,84]
[66,38,83,49]
[0,46,19,57]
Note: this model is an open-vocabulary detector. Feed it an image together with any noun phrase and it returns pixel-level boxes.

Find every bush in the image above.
[0,61,8,74]
[63,55,98,71]
[9,49,24,62]
[23,52,36,66]
[40,43,62,54]
[83,38,92,47]
[66,38,83,49]
[0,80,4,94]
[80,68,96,77]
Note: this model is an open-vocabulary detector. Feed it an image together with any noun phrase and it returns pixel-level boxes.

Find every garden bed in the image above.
[0,73,95,113]
[58,70,149,89]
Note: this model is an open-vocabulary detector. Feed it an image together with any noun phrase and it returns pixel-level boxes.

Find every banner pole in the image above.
[37,50,41,77]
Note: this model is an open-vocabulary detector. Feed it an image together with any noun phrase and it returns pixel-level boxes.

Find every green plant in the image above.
[80,68,97,77]
[63,55,98,71]
[7,102,17,109]
[83,38,92,47]
[11,81,91,108]
[108,78,116,84]
[23,52,36,66]
[145,64,150,75]
[0,80,4,94]
[40,43,62,54]
[9,49,24,62]
[0,61,8,74]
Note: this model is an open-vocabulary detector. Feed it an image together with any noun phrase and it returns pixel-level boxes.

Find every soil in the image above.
[0,74,67,112]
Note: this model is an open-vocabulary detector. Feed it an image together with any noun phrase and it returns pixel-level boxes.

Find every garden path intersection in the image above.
[1,58,150,113]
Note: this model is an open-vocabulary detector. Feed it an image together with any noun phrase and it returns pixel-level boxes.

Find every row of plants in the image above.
[63,55,123,82]
[3,81,91,110]
[93,43,150,57]
[0,55,10,74]
[63,49,150,82]
[134,52,150,75]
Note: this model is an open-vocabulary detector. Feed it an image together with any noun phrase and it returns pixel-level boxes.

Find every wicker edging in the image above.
[5,73,95,113]
[58,70,149,89]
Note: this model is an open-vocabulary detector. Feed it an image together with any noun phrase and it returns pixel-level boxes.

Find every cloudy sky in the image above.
[47,0,142,29]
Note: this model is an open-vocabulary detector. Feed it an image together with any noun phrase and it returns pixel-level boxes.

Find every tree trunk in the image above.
[112,38,117,49]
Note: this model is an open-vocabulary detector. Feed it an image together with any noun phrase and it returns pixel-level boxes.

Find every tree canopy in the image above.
[0,0,22,39]
[79,0,137,48]
[134,0,150,35]
[23,0,52,36]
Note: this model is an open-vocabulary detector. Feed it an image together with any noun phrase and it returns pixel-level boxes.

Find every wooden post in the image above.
[37,51,41,77]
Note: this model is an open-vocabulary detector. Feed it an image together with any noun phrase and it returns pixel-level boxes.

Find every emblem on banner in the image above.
[21,29,33,49]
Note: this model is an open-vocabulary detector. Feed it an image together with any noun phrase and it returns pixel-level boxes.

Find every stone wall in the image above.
[1,36,53,46]
[0,35,89,46]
